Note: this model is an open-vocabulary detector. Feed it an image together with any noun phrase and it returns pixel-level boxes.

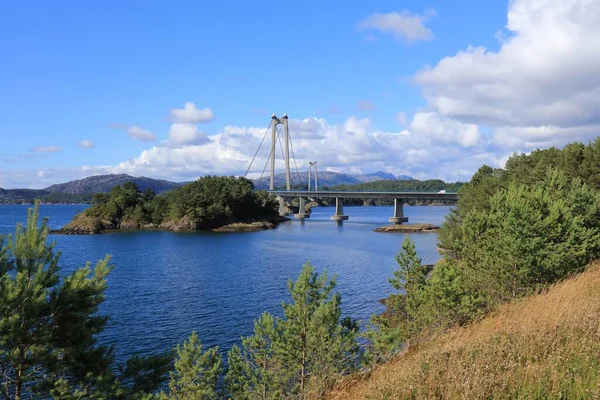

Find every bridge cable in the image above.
[277,127,287,183]
[244,121,273,178]
[288,132,303,189]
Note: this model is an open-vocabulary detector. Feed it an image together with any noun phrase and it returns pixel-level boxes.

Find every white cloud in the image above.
[87,116,496,183]
[357,10,435,43]
[78,140,94,148]
[127,126,157,142]
[165,123,210,146]
[170,102,214,124]
[32,146,61,153]
[413,0,600,151]
[1,114,509,188]
[409,112,482,148]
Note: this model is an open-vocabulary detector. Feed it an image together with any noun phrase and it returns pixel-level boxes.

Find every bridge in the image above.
[246,114,458,223]
[269,190,457,222]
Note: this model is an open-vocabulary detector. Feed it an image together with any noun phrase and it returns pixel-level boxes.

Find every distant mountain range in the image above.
[253,171,415,189]
[45,174,184,194]
[0,174,187,203]
[0,171,415,203]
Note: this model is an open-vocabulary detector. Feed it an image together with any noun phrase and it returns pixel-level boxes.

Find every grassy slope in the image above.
[329,263,600,399]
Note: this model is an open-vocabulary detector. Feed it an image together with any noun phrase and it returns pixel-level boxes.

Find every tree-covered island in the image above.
[54,176,282,234]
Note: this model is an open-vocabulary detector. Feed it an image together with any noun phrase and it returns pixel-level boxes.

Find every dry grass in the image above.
[328,263,600,400]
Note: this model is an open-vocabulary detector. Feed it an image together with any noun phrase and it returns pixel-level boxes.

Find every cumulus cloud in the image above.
[165,123,210,147]
[83,116,496,184]
[78,140,94,148]
[413,0,600,151]
[170,102,214,124]
[1,113,507,188]
[357,9,435,43]
[409,112,482,148]
[356,100,375,111]
[127,126,157,142]
[32,146,61,153]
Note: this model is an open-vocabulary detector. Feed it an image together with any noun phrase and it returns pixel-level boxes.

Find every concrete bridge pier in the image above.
[294,197,310,219]
[277,196,288,217]
[389,199,409,224]
[331,198,349,221]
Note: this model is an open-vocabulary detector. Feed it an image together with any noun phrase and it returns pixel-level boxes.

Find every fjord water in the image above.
[0,204,450,362]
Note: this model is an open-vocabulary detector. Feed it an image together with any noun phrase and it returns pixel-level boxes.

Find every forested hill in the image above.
[0,188,50,204]
[329,178,463,192]
[57,176,280,233]
[0,174,186,204]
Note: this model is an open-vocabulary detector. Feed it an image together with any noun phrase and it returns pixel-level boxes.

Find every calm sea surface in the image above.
[0,204,450,362]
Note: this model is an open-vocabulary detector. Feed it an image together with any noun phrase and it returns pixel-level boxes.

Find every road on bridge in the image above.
[268,190,458,201]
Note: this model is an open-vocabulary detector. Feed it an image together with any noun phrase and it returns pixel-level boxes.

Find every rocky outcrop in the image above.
[212,221,276,232]
[374,223,440,233]
[52,214,285,235]
[52,214,117,234]
[158,216,198,231]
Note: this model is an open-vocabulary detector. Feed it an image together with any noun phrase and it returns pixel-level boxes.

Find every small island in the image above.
[52,176,283,234]
[374,223,440,233]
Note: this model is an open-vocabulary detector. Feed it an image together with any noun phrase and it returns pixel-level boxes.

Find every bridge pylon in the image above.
[270,113,291,191]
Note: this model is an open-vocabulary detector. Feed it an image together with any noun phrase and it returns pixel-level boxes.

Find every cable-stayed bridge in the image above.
[245,114,458,223]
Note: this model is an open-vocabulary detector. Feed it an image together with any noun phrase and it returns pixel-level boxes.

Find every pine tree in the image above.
[161,331,222,400]
[277,263,359,398]
[388,235,427,321]
[225,263,359,399]
[226,312,284,399]
[363,235,427,363]
[1,202,172,399]
[0,201,113,399]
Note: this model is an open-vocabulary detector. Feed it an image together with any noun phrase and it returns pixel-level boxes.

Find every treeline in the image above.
[330,178,463,192]
[366,137,600,363]
[0,188,93,204]
[323,179,463,206]
[82,176,279,230]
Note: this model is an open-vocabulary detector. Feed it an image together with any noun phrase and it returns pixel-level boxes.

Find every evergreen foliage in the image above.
[0,202,112,399]
[363,236,429,363]
[226,313,283,399]
[0,202,171,399]
[368,138,600,367]
[327,179,462,206]
[82,176,279,230]
[160,332,222,400]
[226,263,360,399]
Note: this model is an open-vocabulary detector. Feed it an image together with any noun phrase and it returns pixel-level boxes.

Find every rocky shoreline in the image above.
[373,223,440,233]
[50,215,290,235]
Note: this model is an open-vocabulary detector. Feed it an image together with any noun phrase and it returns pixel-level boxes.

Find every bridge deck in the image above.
[268,190,458,200]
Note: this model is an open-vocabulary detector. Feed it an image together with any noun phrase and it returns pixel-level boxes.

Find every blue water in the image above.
[0,204,450,362]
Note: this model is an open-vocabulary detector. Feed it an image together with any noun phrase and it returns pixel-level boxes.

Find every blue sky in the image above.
[1,0,598,188]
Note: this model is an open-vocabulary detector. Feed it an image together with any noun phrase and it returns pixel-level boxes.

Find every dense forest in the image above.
[366,138,600,360]
[61,176,280,233]
[2,138,600,398]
